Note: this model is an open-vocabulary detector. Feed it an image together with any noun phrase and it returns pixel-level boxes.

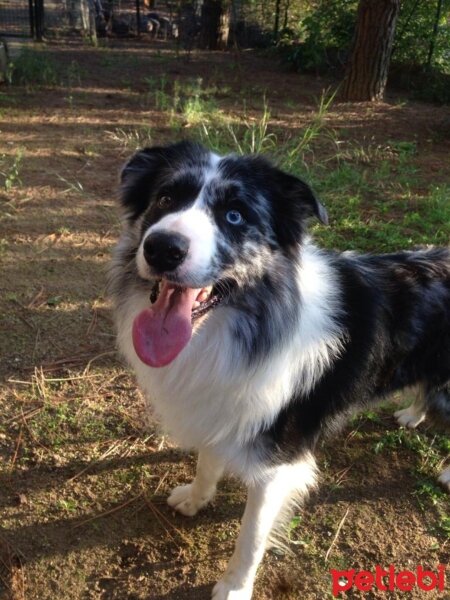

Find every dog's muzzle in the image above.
[143,231,189,273]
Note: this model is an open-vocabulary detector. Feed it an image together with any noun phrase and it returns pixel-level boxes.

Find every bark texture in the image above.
[198,0,228,50]
[340,0,400,101]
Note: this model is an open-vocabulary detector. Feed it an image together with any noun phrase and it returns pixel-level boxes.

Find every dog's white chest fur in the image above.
[115,245,343,461]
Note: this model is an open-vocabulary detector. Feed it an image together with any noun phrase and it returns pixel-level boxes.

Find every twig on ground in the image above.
[9,373,103,386]
[325,506,350,563]
[26,286,45,309]
[82,350,116,375]
[6,405,43,424]
[73,493,144,529]
[10,426,23,471]
[143,494,194,548]
[152,470,169,496]
[66,436,133,482]
[334,465,353,487]
[22,351,115,373]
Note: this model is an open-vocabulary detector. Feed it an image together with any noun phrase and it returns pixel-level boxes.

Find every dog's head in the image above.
[119,141,327,367]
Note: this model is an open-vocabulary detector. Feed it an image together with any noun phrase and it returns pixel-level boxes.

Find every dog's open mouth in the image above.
[132,280,222,368]
[150,280,222,321]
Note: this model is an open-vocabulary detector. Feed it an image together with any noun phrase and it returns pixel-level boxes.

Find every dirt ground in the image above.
[0,39,449,600]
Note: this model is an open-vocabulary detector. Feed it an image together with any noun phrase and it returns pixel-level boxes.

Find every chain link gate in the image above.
[0,0,44,39]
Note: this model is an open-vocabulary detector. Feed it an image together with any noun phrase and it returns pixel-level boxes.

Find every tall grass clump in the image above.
[198,100,276,155]
[10,47,59,88]
[281,89,338,175]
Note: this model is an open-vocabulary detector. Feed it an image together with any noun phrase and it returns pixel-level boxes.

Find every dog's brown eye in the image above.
[158,195,172,208]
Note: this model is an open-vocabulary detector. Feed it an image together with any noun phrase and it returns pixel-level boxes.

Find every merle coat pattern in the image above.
[109,141,450,600]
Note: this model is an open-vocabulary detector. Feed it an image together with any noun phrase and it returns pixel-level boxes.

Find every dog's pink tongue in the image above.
[132,283,200,367]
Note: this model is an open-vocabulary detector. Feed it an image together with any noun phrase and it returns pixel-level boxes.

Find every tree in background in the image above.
[340,0,401,101]
[198,0,231,49]
[393,0,450,70]
[176,0,450,105]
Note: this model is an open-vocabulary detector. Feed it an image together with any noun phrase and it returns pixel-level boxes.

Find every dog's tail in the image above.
[428,385,450,424]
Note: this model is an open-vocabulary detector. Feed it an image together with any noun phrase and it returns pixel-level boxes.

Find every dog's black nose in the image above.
[143,231,189,272]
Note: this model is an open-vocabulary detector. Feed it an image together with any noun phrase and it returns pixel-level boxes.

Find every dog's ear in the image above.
[120,146,168,221]
[271,169,328,249]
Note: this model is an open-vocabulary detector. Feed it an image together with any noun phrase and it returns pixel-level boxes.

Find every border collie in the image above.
[108,141,450,600]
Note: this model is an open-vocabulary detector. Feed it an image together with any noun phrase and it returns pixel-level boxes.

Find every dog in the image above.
[108,141,450,600]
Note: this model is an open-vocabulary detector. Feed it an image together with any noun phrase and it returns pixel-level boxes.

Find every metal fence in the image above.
[0,0,44,38]
[0,0,175,39]
[0,0,275,47]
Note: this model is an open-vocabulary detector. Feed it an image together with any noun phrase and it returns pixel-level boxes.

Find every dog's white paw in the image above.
[394,407,426,429]
[212,576,253,600]
[438,467,450,493]
[167,483,213,516]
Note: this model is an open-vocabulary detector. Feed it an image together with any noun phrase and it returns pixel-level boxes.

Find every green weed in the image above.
[10,50,84,90]
[196,89,337,163]
[287,515,309,547]
[197,100,275,155]
[0,149,23,191]
[11,47,59,88]
[368,421,449,538]
[0,91,17,105]
[414,481,450,538]
[66,60,83,87]
[57,498,79,513]
[27,396,127,450]
[374,426,447,477]
[183,93,218,126]
[226,100,276,155]
[0,238,9,256]
[154,74,172,111]
[282,88,338,172]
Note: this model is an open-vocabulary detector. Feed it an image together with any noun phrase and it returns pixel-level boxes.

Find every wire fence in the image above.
[0,0,278,49]
[0,0,36,37]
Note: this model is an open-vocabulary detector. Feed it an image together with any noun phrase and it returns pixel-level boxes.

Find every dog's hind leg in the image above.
[396,385,450,494]
[428,385,450,493]
[212,456,317,600]
[394,386,427,429]
[168,449,224,517]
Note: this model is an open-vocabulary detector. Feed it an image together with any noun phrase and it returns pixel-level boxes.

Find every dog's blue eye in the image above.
[226,210,244,226]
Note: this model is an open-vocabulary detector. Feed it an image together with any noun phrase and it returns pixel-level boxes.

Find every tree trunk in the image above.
[283,0,290,31]
[426,0,444,68]
[218,3,231,49]
[80,0,98,45]
[340,0,400,102]
[198,0,224,50]
[273,0,281,42]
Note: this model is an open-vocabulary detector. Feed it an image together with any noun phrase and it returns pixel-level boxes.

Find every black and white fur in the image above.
[108,141,450,600]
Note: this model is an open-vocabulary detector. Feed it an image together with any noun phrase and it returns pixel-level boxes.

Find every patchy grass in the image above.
[0,40,449,600]
[0,149,23,191]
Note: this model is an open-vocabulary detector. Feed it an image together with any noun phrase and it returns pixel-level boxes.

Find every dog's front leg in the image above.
[168,449,224,516]
[213,460,316,600]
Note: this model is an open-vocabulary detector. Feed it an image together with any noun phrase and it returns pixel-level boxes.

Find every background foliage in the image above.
[242,0,450,101]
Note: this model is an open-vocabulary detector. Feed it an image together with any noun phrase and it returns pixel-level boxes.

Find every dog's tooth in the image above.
[193,301,200,309]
